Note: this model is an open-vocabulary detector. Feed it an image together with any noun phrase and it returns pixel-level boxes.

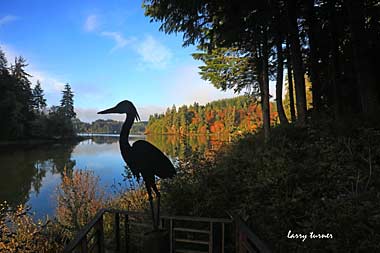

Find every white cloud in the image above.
[76,108,118,123]
[101,31,132,52]
[165,65,277,105]
[166,65,237,106]
[0,15,18,26]
[137,105,166,121]
[84,15,98,32]
[99,33,172,68]
[135,35,172,68]
[28,69,65,92]
[0,43,17,64]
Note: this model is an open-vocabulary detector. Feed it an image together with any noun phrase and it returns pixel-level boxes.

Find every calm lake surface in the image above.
[0,134,226,219]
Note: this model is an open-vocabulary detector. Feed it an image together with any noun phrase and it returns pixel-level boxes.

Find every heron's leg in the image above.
[152,183,161,229]
[145,182,157,230]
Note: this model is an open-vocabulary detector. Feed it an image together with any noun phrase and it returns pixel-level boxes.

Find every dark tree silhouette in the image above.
[60,83,76,119]
[98,100,176,229]
[32,80,47,113]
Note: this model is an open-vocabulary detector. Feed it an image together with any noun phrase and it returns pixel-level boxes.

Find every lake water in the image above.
[0,134,226,219]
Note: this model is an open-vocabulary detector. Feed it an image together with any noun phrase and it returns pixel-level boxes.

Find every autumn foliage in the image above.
[56,169,105,239]
[146,96,278,136]
[0,202,62,252]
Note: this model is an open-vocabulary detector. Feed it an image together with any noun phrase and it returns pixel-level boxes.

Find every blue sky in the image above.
[0,1,267,122]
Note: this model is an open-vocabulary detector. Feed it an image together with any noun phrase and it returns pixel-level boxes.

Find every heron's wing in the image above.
[132,140,176,179]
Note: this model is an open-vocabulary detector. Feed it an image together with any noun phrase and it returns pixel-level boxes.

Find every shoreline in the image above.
[0,136,89,149]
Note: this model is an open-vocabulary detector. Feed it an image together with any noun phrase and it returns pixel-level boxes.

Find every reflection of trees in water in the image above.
[90,135,145,145]
[0,142,77,207]
[90,136,119,144]
[146,134,228,159]
[87,134,226,160]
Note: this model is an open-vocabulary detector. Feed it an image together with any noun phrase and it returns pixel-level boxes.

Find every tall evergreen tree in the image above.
[10,56,34,137]
[32,80,47,113]
[0,48,13,139]
[0,48,8,73]
[60,83,76,119]
[144,0,380,131]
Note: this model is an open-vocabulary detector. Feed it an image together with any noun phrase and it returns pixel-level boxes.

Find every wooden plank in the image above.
[129,221,152,228]
[209,222,213,253]
[176,249,208,253]
[162,215,231,224]
[173,227,210,234]
[175,238,209,245]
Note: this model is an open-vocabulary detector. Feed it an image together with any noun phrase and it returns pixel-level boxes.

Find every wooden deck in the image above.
[63,209,271,253]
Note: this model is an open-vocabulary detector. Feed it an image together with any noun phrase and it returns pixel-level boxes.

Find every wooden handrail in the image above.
[63,208,128,253]
[63,209,107,252]
[63,209,271,253]
[161,214,232,224]
[234,216,271,253]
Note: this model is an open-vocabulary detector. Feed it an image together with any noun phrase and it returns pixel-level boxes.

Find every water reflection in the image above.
[0,134,227,218]
[0,143,76,209]
[146,134,227,159]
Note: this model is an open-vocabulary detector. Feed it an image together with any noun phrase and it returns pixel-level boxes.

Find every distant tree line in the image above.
[0,48,76,140]
[74,119,147,135]
[146,96,279,136]
[144,0,380,140]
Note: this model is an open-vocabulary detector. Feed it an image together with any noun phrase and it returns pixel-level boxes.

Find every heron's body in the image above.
[99,100,176,229]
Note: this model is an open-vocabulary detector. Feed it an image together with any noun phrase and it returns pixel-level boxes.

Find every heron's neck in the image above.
[120,115,134,151]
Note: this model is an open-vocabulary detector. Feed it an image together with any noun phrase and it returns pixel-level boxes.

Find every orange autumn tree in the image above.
[146,96,278,136]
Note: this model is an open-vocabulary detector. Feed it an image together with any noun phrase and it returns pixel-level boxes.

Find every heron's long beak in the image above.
[97,107,118,114]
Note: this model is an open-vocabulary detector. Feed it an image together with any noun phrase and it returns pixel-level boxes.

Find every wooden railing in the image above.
[160,215,232,253]
[63,209,129,253]
[234,216,271,253]
[63,209,271,253]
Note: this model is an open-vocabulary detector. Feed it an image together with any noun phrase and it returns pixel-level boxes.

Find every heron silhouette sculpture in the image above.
[98,100,176,230]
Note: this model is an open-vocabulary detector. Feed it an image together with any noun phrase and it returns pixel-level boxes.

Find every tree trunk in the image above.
[328,7,342,118]
[286,41,296,122]
[275,38,288,124]
[304,0,322,111]
[346,1,378,114]
[287,0,307,125]
[257,33,270,141]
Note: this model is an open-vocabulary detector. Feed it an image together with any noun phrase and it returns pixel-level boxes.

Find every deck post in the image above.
[209,222,213,253]
[80,237,88,253]
[125,214,129,253]
[169,218,173,253]
[115,213,121,250]
[235,221,240,253]
[97,215,105,253]
[222,223,225,253]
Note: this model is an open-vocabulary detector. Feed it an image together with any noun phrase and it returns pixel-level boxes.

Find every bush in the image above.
[56,169,105,239]
[161,120,380,251]
[0,202,63,252]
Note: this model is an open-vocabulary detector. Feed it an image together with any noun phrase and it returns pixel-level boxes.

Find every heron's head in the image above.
[97,100,140,121]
